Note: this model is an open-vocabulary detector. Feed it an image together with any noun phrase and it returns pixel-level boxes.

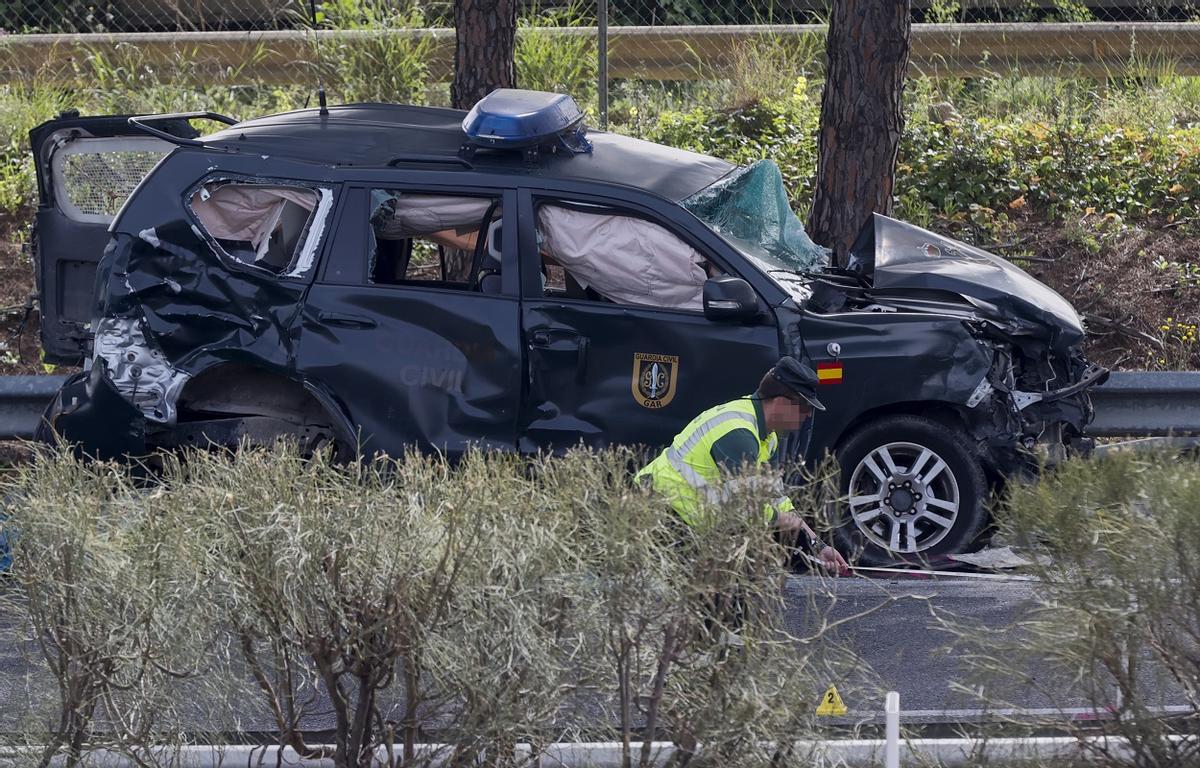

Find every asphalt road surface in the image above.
[0,573,1181,733]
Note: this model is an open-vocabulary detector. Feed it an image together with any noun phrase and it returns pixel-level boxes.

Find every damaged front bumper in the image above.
[38,364,147,459]
[964,344,1109,474]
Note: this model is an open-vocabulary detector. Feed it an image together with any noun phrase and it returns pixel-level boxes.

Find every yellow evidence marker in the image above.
[816,685,848,716]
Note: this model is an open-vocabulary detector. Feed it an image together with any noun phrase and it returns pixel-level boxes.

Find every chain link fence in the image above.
[3,0,1197,33]
[1,1,1198,114]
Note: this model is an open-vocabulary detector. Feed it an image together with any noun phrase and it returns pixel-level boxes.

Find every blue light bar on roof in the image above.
[462,89,592,156]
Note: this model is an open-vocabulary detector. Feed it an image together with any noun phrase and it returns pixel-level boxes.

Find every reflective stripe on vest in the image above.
[665,409,757,496]
[638,397,790,526]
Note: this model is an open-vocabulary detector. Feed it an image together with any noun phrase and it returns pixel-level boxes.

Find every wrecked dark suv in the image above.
[30,91,1107,564]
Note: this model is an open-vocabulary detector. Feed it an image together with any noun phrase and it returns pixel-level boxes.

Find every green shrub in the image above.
[942,451,1200,768]
[644,87,1200,230]
[515,2,597,108]
[899,117,1200,225]
[643,92,821,216]
[714,32,826,108]
[0,450,219,767]
[0,85,74,218]
[316,0,438,105]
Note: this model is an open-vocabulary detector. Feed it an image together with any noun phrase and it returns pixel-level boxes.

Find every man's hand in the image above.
[776,512,851,576]
[817,545,850,577]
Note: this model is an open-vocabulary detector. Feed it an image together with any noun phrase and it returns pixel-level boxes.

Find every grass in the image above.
[515,1,598,104]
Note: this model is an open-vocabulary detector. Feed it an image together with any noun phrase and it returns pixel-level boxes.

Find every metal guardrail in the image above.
[0,371,1193,442]
[0,375,65,441]
[1087,370,1200,437]
[3,23,1200,84]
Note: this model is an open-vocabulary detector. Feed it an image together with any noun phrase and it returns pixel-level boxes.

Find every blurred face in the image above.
[764,396,813,433]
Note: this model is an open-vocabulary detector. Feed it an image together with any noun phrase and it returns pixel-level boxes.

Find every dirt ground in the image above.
[0,213,54,377]
[1015,220,1200,371]
[0,216,1195,376]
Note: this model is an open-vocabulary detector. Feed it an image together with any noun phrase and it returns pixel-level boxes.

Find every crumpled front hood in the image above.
[847,214,1085,349]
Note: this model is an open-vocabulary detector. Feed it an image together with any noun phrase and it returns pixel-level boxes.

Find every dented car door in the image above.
[297,184,523,456]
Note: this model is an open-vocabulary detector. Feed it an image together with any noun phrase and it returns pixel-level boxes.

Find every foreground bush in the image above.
[0,445,861,768]
[0,452,217,768]
[941,451,1200,768]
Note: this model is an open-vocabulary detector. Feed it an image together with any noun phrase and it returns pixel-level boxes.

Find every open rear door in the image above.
[29,112,196,364]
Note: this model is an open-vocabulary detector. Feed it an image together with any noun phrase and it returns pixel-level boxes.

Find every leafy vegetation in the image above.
[644,78,1200,234]
[315,0,440,105]
[515,2,598,103]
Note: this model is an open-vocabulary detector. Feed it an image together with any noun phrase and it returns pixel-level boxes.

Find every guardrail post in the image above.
[885,691,900,768]
[597,0,608,128]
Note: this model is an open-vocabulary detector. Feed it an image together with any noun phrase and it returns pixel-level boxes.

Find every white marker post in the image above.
[885,691,900,768]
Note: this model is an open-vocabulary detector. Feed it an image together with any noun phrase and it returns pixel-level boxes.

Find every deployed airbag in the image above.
[371,193,493,239]
[191,183,316,250]
[537,204,708,310]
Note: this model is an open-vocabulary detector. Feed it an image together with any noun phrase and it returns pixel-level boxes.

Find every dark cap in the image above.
[768,356,826,411]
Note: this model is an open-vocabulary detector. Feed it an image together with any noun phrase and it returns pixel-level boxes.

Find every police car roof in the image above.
[201,102,735,202]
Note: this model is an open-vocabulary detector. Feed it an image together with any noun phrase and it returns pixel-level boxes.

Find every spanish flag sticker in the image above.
[817,362,844,385]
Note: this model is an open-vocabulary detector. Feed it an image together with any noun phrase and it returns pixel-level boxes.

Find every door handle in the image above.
[527,329,590,384]
[574,336,590,384]
[529,329,584,349]
[318,311,377,329]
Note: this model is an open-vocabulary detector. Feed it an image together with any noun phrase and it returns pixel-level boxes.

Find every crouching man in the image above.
[637,356,849,574]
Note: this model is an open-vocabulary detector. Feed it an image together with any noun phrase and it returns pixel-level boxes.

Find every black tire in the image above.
[833,415,989,567]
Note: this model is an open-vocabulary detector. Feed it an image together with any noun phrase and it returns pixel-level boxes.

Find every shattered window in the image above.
[533,200,720,312]
[189,180,331,277]
[62,150,166,218]
[49,136,174,224]
[683,159,829,274]
[367,191,501,290]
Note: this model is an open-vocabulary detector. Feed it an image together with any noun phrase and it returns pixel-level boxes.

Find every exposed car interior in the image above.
[368,191,502,291]
[189,181,320,274]
[360,191,717,308]
[534,200,717,311]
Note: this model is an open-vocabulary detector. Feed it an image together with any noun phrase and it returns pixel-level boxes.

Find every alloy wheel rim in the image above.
[847,441,961,555]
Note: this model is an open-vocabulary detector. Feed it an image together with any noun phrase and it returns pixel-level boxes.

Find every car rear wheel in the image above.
[833,415,988,566]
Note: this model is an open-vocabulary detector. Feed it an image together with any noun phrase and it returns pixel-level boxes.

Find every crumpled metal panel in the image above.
[100,216,312,375]
[792,307,994,460]
[850,215,1085,352]
[92,316,189,424]
[40,367,147,459]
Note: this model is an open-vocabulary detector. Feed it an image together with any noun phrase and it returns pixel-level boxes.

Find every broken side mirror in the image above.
[703,277,758,322]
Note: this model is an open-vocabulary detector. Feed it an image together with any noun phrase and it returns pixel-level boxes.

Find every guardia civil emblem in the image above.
[632,353,679,409]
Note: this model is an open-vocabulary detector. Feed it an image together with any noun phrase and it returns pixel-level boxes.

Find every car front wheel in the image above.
[833,415,988,566]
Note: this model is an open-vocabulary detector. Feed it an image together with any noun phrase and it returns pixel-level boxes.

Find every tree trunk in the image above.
[451,0,517,110]
[808,0,912,266]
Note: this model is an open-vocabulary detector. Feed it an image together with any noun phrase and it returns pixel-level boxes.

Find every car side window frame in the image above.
[515,186,770,317]
[182,173,337,282]
[321,183,518,297]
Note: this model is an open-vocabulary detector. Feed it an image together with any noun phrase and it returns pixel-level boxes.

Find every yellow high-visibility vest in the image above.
[636,396,794,527]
